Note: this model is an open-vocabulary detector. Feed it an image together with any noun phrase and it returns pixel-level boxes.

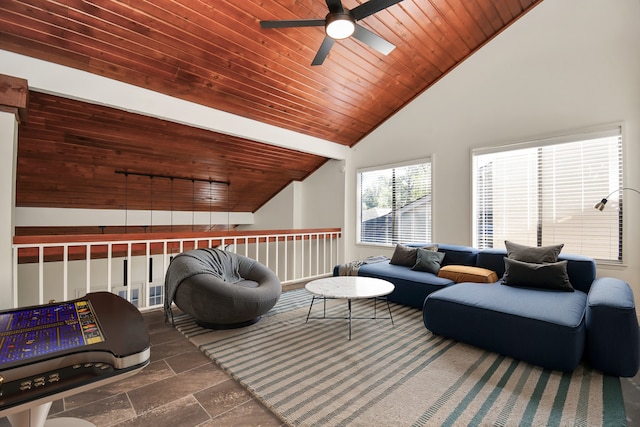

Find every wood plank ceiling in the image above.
[0,0,542,231]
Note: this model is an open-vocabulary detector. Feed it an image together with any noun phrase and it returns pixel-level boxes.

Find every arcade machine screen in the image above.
[0,300,105,366]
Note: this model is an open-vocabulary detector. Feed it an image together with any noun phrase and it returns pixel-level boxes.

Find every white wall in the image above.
[338,0,640,302]
[244,158,347,231]
[300,159,346,229]
[238,181,300,230]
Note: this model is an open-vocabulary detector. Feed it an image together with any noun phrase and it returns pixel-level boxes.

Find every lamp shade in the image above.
[594,187,640,211]
[594,198,608,211]
[325,12,355,39]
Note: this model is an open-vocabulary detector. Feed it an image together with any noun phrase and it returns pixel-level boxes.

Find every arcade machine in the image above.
[0,292,151,427]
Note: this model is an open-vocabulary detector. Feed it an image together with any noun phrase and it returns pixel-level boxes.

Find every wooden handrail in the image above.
[13,228,342,264]
[13,228,342,245]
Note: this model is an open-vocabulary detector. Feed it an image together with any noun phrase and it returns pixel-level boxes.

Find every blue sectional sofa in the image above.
[334,243,640,376]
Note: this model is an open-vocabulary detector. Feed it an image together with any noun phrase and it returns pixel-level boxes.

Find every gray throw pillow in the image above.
[411,249,445,274]
[505,240,564,263]
[390,244,437,266]
[502,258,574,292]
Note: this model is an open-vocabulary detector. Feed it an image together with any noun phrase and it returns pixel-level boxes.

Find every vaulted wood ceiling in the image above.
[0,0,542,224]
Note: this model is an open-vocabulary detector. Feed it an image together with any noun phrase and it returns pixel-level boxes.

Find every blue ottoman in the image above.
[423,282,587,372]
[586,277,640,377]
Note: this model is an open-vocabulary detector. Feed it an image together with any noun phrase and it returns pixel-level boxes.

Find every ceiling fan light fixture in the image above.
[325,12,355,40]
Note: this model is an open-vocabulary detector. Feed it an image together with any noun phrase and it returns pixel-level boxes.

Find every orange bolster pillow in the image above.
[437,265,499,283]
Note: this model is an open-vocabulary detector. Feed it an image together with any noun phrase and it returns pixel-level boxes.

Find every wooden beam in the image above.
[0,74,28,123]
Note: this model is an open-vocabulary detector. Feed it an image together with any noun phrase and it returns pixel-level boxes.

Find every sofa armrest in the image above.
[586,277,639,377]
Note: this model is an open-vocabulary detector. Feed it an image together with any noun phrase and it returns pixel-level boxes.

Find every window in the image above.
[118,287,140,307]
[149,285,163,306]
[473,126,623,261]
[357,159,432,246]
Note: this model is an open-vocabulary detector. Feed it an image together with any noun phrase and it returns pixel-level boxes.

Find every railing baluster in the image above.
[255,236,259,264]
[145,241,151,309]
[265,236,269,272]
[63,244,69,300]
[317,234,321,275]
[12,246,18,307]
[126,243,132,304]
[107,243,113,293]
[86,243,91,296]
[275,235,279,277]
[330,233,334,274]
[38,246,44,305]
[284,235,288,282]
[293,236,297,281]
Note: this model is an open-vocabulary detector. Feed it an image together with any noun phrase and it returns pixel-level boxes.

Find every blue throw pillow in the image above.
[411,249,445,274]
[502,258,574,292]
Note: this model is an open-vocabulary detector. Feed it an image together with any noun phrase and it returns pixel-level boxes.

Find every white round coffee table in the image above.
[305,276,395,340]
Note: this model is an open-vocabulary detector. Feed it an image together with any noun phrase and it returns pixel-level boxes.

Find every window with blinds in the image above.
[472,127,623,261]
[357,159,432,246]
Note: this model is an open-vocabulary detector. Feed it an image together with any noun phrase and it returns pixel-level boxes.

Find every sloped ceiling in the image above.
[0,0,542,222]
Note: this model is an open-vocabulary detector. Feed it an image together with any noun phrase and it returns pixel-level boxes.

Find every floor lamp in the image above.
[594,187,640,211]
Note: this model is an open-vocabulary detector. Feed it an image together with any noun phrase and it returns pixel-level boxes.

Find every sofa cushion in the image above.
[436,244,479,266]
[505,240,564,263]
[412,249,445,274]
[423,282,587,372]
[560,254,596,294]
[502,258,574,292]
[476,249,508,277]
[358,261,453,309]
[437,265,498,283]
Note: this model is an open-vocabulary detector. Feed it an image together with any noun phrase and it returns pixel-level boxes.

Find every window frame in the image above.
[471,124,624,263]
[356,157,433,247]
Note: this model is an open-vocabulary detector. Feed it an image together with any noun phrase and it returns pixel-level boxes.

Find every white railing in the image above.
[12,229,342,310]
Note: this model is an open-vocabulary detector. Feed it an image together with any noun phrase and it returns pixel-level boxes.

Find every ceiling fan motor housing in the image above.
[325,11,355,39]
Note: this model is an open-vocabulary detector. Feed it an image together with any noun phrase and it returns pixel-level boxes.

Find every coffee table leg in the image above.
[385,297,394,326]
[323,296,327,318]
[305,296,316,323]
[348,298,352,341]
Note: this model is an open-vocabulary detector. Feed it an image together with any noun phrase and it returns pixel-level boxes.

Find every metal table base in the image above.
[305,296,394,340]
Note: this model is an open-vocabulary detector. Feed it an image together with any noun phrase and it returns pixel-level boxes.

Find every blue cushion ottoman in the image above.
[423,282,587,372]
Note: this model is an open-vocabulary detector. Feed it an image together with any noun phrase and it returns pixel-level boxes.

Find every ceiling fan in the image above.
[260,0,404,66]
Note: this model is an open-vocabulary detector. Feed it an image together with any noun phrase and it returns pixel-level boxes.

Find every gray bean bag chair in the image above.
[164,248,281,329]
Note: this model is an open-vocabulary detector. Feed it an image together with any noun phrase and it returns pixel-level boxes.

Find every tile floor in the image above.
[1,294,639,426]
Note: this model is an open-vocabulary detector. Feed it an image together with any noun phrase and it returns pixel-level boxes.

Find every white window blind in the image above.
[473,127,623,261]
[357,160,432,246]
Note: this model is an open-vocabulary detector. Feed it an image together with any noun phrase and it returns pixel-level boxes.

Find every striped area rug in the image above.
[174,289,626,426]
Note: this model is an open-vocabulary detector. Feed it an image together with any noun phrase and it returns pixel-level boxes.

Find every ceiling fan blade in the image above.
[311,36,336,66]
[260,19,325,29]
[351,0,404,21]
[352,24,395,55]
[325,0,345,13]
